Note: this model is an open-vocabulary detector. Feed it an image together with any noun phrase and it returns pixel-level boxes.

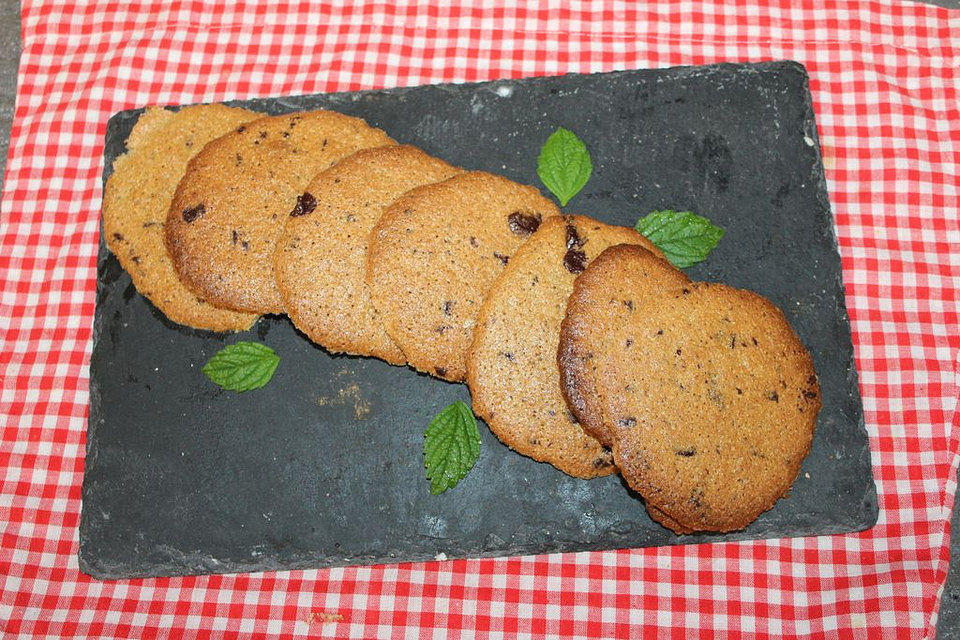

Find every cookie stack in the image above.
[103,104,820,534]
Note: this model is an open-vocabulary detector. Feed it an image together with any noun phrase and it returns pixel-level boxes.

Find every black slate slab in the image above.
[80,61,877,579]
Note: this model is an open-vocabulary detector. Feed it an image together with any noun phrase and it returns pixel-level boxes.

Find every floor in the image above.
[0,0,958,635]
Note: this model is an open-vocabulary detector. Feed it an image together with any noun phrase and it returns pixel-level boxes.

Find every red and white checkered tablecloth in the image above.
[1,0,958,637]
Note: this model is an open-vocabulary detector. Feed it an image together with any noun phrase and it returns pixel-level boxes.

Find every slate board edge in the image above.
[795,67,878,533]
[81,514,876,581]
[81,60,878,580]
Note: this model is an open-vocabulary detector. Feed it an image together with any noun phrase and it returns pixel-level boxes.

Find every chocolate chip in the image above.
[112,232,124,242]
[237,125,246,133]
[182,204,205,223]
[232,230,239,245]
[241,241,249,252]
[736,387,743,395]
[656,329,664,336]
[675,348,682,356]
[676,448,696,457]
[730,334,737,348]
[290,192,317,217]
[625,338,633,347]
[563,249,587,274]
[508,212,541,236]
[565,223,584,250]
[768,391,779,402]
[499,351,514,361]
[807,374,817,386]
[281,131,290,138]
[753,337,759,346]
[618,417,637,428]
[623,300,634,310]
[469,236,479,247]
[689,489,704,508]
[258,130,268,139]
[593,457,612,469]
[435,367,447,378]
[131,256,141,264]
[802,389,818,399]
[493,252,510,265]
[442,300,454,315]
[682,288,691,295]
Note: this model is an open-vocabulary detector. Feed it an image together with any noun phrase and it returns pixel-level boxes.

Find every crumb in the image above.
[354,401,371,420]
[315,385,371,419]
[304,611,344,624]
[338,384,361,399]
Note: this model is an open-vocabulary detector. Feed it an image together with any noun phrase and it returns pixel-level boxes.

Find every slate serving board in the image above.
[81,61,877,579]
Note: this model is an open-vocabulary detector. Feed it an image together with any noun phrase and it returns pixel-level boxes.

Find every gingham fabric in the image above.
[0,0,957,637]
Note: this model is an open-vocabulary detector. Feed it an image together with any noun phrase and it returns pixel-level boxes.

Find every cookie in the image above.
[274,145,462,364]
[166,110,394,314]
[366,171,560,381]
[103,105,261,332]
[596,282,821,532]
[466,215,664,478]
[558,244,690,446]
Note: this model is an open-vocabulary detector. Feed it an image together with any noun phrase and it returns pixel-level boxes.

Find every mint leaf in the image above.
[424,401,481,494]
[202,342,280,392]
[537,127,592,206]
[635,210,725,269]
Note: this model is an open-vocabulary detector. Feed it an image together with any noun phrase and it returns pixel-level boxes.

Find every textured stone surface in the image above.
[82,61,876,579]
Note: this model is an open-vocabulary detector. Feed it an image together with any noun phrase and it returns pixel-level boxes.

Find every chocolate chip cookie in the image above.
[274,145,462,364]
[366,171,559,381]
[596,282,821,532]
[166,110,394,314]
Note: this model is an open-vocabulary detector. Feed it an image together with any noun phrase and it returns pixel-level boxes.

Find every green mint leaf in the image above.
[202,342,280,392]
[537,127,592,206]
[423,401,481,494]
[635,210,725,269]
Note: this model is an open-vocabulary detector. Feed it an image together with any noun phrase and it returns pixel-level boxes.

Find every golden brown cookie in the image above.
[274,145,462,364]
[646,505,694,535]
[596,282,821,532]
[166,110,394,314]
[558,244,690,446]
[366,171,560,382]
[103,105,260,332]
[466,215,663,478]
